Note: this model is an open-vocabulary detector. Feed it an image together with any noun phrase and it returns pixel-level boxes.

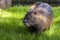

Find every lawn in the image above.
[0,5,60,40]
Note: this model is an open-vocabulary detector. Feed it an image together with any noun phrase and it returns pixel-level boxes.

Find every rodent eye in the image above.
[34,12,36,15]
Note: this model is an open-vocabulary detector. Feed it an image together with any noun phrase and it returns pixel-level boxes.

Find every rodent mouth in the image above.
[25,23,30,27]
[25,23,36,27]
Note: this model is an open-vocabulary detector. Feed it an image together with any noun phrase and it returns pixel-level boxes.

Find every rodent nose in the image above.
[23,20,27,23]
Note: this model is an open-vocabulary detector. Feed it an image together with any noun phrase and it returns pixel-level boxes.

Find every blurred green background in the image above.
[0,5,60,40]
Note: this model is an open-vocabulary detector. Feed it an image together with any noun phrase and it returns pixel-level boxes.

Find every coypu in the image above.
[23,2,53,33]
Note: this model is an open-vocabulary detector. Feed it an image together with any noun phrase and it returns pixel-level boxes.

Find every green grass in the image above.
[0,5,60,40]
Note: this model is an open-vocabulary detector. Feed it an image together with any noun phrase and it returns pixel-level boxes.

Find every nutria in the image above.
[23,2,53,33]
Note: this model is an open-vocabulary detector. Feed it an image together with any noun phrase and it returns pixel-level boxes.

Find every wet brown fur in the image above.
[30,7,53,32]
[24,2,53,33]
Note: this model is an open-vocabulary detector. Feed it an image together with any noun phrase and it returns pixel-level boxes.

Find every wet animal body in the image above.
[23,2,53,33]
